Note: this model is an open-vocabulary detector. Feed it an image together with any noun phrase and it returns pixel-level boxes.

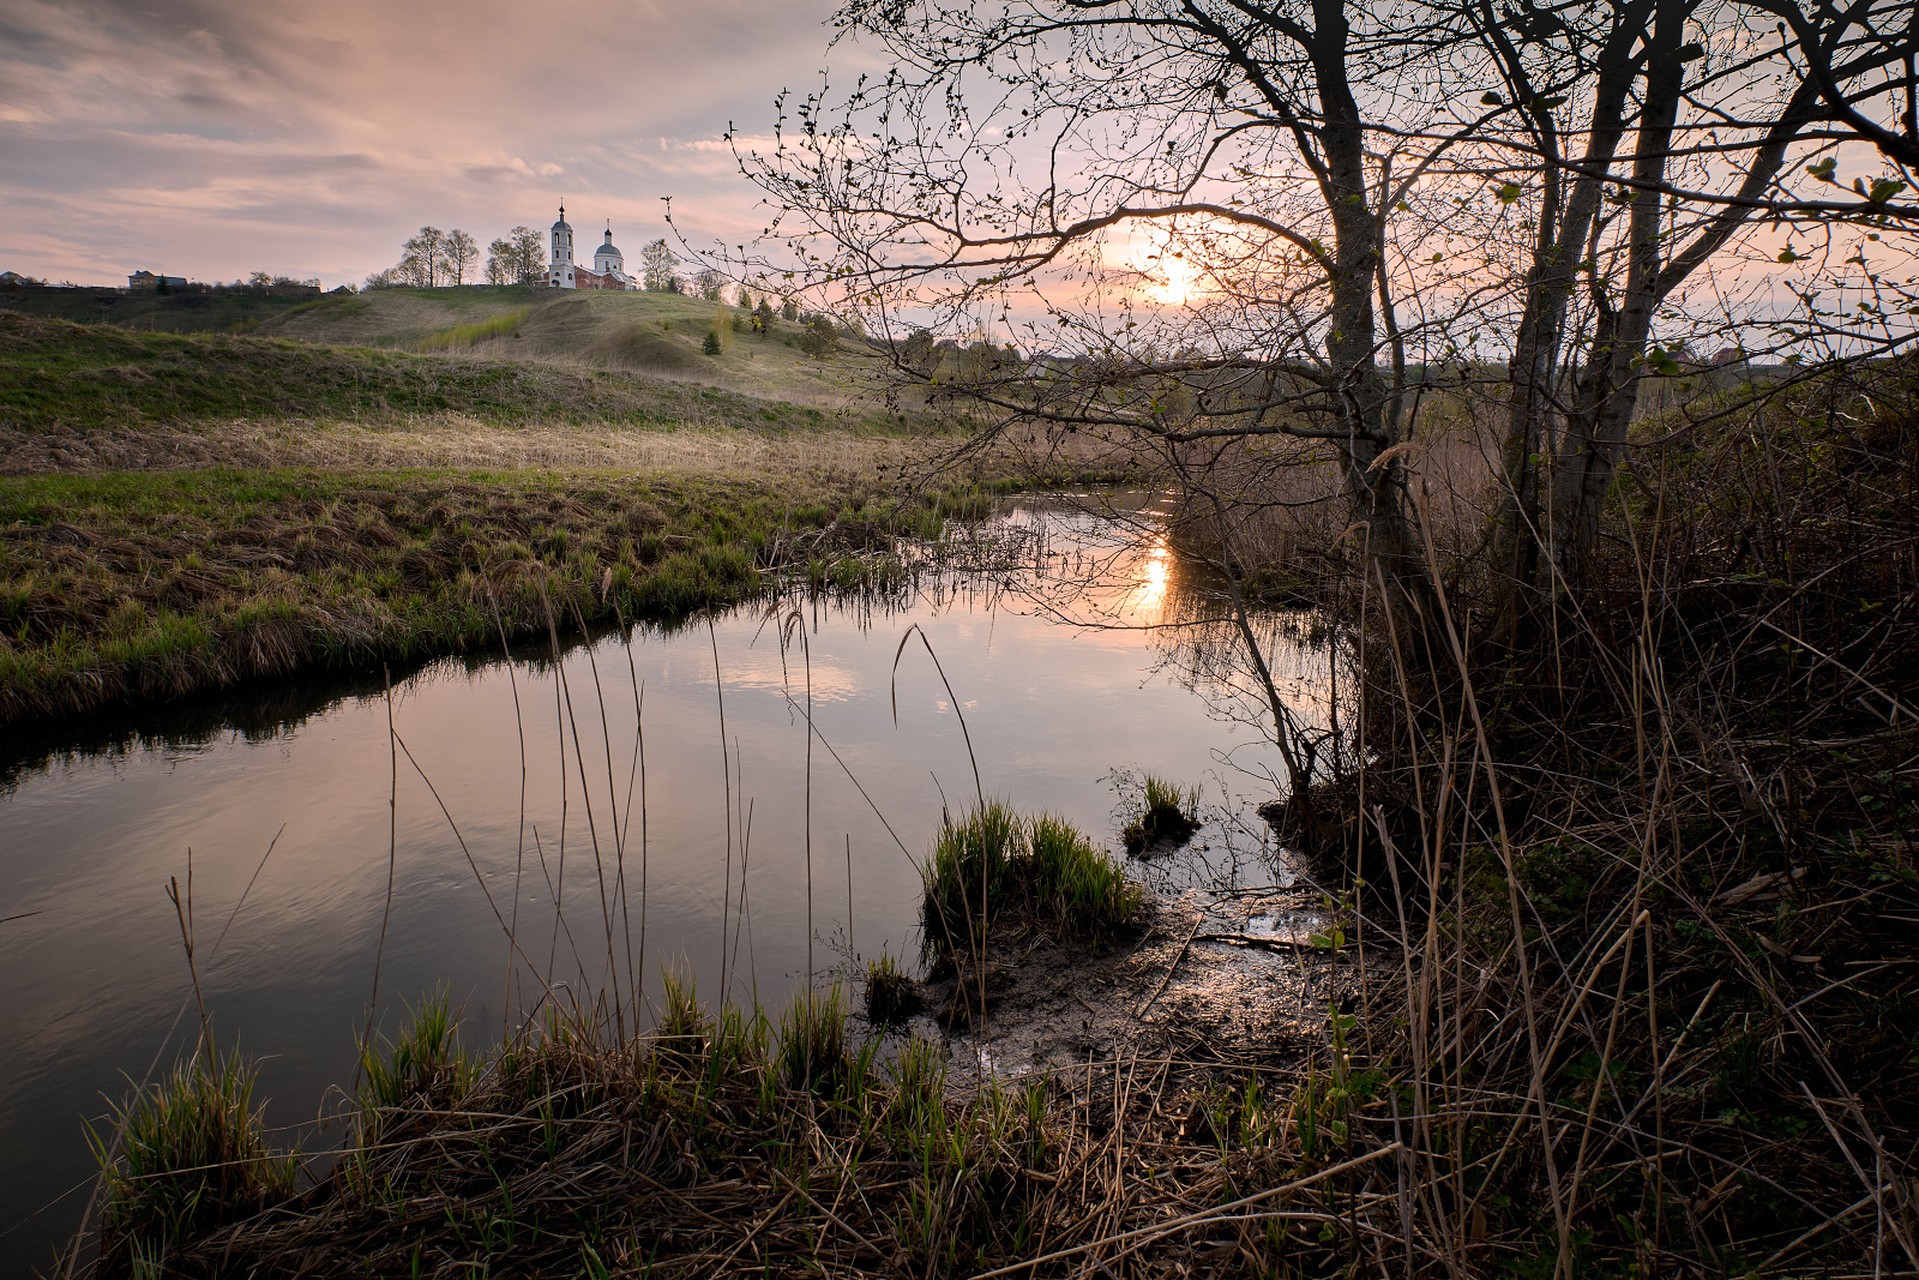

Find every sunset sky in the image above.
[0,0,857,287]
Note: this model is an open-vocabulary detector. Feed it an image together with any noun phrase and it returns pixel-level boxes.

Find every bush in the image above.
[798,315,838,359]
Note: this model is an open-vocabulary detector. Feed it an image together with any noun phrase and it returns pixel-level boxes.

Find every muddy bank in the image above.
[913,881,1356,1080]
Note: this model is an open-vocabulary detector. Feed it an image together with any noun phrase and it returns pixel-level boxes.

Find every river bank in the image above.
[0,451,1089,728]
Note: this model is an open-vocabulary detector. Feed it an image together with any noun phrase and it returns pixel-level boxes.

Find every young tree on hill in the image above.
[694,268,729,301]
[641,239,680,292]
[511,226,546,284]
[443,229,478,286]
[398,226,446,287]
[484,240,512,285]
[798,314,838,359]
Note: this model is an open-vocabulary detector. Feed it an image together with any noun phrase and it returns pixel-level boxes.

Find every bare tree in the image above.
[486,225,548,286]
[398,226,446,287]
[485,238,513,285]
[1478,0,1919,623]
[508,225,546,285]
[736,0,1916,636]
[443,229,478,286]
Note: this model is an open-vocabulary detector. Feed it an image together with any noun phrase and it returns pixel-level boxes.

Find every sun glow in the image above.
[1148,253,1201,308]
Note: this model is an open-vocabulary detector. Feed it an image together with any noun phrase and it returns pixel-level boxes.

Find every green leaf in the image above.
[1480,91,1505,106]
[1777,247,1799,263]
[1677,41,1706,62]
[1866,178,1908,204]
[1495,182,1525,204]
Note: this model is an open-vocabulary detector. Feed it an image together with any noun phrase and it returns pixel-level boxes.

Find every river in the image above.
[0,492,1333,1274]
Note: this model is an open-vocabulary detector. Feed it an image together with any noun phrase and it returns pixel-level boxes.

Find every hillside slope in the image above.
[2,285,894,407]
[0,312,895,438]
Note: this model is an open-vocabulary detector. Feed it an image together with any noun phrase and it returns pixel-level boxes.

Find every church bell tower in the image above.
[549,203,576,288]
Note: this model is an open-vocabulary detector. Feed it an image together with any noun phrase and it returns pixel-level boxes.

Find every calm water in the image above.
[0,494,1330,1274]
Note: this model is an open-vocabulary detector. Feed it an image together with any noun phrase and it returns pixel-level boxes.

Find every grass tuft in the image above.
[359,990,473,1128]
[921,802,1142,963]
[775,985,849,1094]
[861,950,923,1025]
[1120,772,1201,855]
[92,1046,295,1268]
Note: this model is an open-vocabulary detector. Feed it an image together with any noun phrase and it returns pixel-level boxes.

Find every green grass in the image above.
[91,1045,296,1271]
[414,307,532,351]
[776,985,857,1094]
[920,801,1142,963]
[87,963,1383,1278]
[0,466,887,725]
[359,990,475,1123]
[0,285,330,334]
[861,950,923,1025]
[0,453,1109,727]
[0,312,876,432]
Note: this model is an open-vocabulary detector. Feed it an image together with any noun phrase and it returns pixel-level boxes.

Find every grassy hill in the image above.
[0,285,895,407]
[0,311,904,438]
[0,284,333,334]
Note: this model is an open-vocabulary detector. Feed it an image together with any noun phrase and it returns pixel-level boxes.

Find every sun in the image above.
[1149,253,1200,307]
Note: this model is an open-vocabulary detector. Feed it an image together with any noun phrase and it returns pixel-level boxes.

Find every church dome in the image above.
[596,229,622,259]
[552,203,571,231]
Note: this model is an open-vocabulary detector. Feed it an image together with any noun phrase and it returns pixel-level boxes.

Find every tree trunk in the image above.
[1311,0,1440,640]
[1490,3,1646,634]
[1547,0,1687,589]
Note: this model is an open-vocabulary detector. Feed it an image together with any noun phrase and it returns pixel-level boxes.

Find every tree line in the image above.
[364,227,767,296]
[364,227,537,290]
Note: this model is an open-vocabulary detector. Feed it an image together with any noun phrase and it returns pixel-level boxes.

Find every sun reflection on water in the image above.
[1132,539,1172,617]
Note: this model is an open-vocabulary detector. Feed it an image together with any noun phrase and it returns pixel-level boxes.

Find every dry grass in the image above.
[1261,358,1919,1276]
[85,994,1397,1280]
[0,416,952,478]
[0,447,1082,726]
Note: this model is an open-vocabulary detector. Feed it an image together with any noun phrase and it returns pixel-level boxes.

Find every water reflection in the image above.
[0,493,1335,1275]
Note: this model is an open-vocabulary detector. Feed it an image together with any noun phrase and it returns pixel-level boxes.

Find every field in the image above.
[0,309,1070,727]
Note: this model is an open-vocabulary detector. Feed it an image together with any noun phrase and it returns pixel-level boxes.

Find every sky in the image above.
[0,0,858,287]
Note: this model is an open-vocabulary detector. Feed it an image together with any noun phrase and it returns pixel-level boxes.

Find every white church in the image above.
[547,203,637,290]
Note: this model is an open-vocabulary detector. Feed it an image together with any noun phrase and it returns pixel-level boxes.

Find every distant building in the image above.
[128,270,187,290]
[0,271,35,287]
[547,204,636,290]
